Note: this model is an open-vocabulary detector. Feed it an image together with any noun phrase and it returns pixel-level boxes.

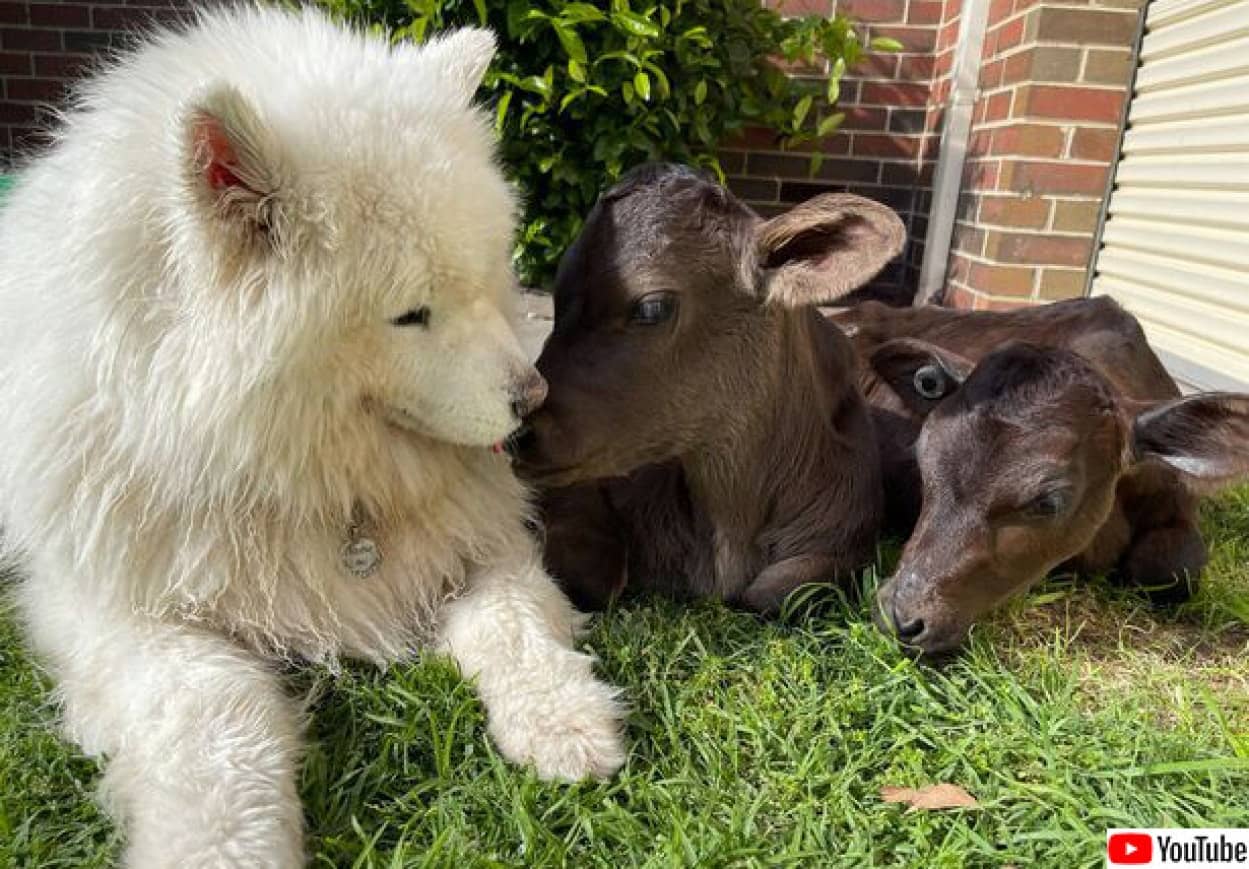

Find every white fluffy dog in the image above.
[0,6,624,866]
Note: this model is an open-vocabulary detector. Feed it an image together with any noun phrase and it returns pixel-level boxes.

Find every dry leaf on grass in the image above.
[880,783,980,812]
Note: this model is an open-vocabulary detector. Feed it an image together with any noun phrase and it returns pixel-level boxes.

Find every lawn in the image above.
[2,488,1247,868]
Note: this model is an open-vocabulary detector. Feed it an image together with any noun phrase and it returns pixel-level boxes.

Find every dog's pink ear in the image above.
[184,84,285,242]
[414,27,496,105]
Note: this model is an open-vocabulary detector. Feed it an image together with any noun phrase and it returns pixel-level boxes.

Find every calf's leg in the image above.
[1115,520,1207,605]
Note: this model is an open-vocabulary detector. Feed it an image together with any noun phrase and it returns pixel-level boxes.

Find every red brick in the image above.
[1070,127,1120,161]
[852,133,922,158]
[837,0,906,22]
[983,90,1012,122]
[0,2,26,24]
[2,27,60,51]
[948,252,973,284]
[1000,161,1109,195]
[968,260,1037,296]
[969,129,993,155]
[1083,49,1133,85]
[979,194,1051,228]
[945,283,980,310]
[34,52,93,77]
[860,81,929,106]
[980,296,1034,311]
[841,106,889,130]
[724,126,780,150]
[985,231,1093,266]
[5,76,64,101]
[908,1,944,24]
[29,4,90,27]
[899,55,935,81]
[1037,268,1088,300]
[856,52,899,79]
[0,49,28,74]
[988,0,1014,24]
[0,101,36,123]
[1016,85,1124,123]
[769,0,833,16]
[868,25,936,53]
[979,59,1004,89]
[962,158,1000,191]
[990,15,1025,53]
[882,161,934,184]
[991,124,1065,157]
[1030,6,1138,45]
[92,6,162,29]
[1052,199,1102,232]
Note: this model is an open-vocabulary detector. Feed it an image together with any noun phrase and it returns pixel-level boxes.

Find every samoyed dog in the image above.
[0,6,624,865]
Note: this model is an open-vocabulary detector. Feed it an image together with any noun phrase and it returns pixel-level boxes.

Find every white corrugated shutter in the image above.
[1090,0,1249,392]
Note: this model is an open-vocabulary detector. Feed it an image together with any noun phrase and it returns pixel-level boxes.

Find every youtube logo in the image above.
[1108,832,1153,864]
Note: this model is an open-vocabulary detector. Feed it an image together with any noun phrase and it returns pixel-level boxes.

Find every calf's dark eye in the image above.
[1024,489,1070,519]
[630,293,677,326]
[391,306,431,328]
[913,364,948,400]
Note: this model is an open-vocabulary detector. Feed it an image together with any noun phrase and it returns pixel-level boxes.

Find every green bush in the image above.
[314,0,894,286]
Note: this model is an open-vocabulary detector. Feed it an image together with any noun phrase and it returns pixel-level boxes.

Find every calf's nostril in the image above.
[502,423,535,458]
[892,607,925,642]
[511,372,548,420]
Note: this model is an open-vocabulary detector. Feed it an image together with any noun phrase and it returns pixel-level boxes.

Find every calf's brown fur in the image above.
[515,164,905,613]
[832,298,1249,654]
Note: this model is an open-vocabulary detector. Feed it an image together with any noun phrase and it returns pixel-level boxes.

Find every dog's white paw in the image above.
[490,676,626,781]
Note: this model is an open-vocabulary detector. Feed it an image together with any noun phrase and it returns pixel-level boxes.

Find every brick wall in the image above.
[943,0,1141,310]
[1,0,1143,310]
[0,0,191,160]
[722,0,954,303]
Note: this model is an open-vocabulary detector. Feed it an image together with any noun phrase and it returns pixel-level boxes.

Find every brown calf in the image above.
[832,298,1249,655]
[513,163,904,613]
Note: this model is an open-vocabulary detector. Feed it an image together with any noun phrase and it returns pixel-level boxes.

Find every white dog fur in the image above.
[0,6,624,866]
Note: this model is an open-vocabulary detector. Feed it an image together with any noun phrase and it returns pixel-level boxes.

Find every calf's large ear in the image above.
[869,338,973,417]
[184,84,288,247]
[1132,393,1249,490]
[756,193,905,308]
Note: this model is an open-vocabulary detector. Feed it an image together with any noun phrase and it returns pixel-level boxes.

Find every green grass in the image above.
[3,489,1247,868]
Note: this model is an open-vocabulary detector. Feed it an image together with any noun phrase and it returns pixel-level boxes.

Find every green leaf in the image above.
[694,79,707,105]
[817,112,845,138]
[613,10,661,38]
[793,94,813,128]
[553,21,587,63]
[494,90,512,132]
[826,76,840,105]
[559,2,607,23]
[568,58,587,83]
[471,0,487,27]
[634,71,651,101]
[869,36,905,52]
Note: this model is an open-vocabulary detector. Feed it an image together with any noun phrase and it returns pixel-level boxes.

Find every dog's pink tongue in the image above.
[491,442,504,454]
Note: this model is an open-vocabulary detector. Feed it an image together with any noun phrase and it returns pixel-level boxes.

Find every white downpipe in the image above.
[916,0,991,305]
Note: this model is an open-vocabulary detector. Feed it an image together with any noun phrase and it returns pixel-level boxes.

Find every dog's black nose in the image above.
[893,607,925,643]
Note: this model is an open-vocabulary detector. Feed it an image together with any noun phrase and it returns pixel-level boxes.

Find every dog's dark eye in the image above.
[1023,489,1070,519]
[630,293,677,326]
[391,306,431,328]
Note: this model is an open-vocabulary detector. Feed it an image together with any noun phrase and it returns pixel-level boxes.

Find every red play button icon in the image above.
[1108,832,1153,864]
